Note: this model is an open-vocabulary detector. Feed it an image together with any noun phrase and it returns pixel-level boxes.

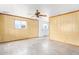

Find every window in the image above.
[42,24,48,33]
[15,20,27,29]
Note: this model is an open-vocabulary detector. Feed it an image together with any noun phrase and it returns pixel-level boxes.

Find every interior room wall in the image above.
[49,10,79,46]
[0,14,38,42]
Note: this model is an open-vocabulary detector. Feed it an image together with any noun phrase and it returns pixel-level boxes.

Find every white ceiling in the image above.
[26,4,79,16]
[0,4,79,22]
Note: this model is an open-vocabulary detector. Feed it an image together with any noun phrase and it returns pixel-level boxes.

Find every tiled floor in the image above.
[0,37,79,55]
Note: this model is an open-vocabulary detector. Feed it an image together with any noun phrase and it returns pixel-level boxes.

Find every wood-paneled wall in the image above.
[49,11,79,46]
[0,13,38,42]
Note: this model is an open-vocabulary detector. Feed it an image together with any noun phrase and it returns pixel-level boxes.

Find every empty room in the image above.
[0,4,79,55]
